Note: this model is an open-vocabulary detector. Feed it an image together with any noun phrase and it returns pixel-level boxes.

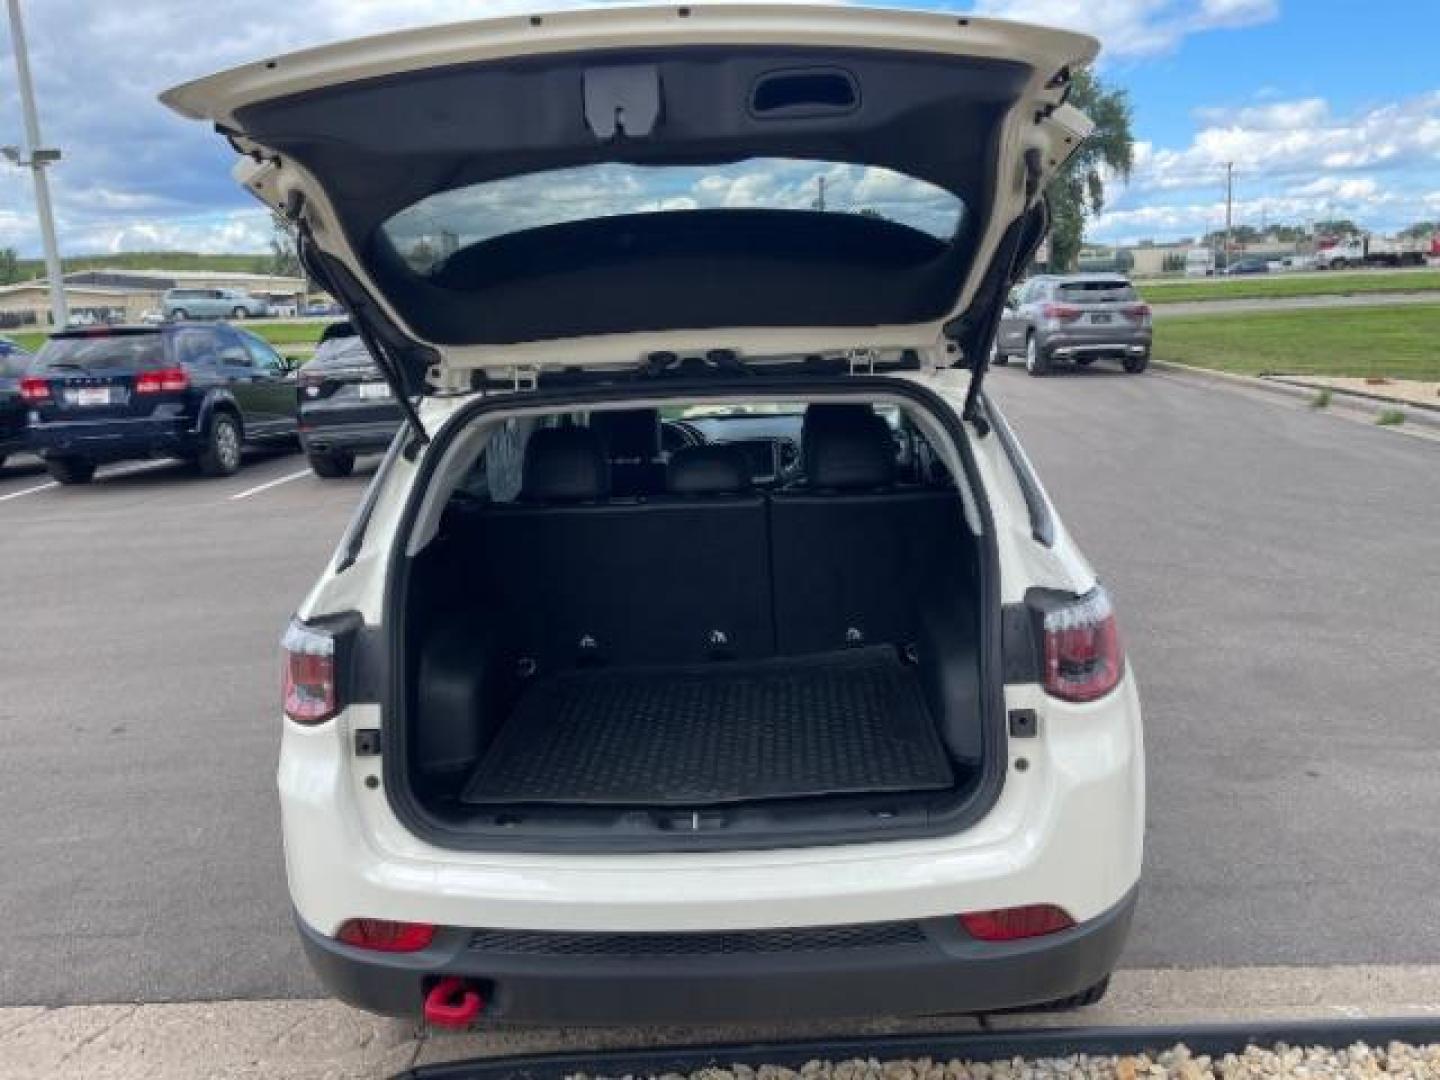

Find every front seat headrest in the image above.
[802,403,896,490]
[521,426,610,502]
[667,445,753,496]
[589,408,661,463]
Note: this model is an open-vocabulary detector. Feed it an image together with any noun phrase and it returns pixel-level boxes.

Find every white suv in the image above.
[166,5,1143,1027]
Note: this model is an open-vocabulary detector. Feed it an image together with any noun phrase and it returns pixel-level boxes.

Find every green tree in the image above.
[1400,221,1438,239]
[0,246,20,285]
[1045,69,1134,271]
[267,213,302,278]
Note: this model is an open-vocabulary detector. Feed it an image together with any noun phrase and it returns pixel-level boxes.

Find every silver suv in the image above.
[162,287,270,321]
[993,273,1152,375]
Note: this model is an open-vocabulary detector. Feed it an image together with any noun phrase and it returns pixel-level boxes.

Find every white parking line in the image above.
[0,481,57,503]
[229,468,312,501]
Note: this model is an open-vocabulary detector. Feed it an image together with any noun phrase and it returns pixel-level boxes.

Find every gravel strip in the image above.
[570,1043,1440,1080]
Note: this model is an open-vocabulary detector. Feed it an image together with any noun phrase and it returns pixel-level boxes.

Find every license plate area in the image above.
[1089,313,1113,326]
[357,382,392,400]
[65,387,118,407]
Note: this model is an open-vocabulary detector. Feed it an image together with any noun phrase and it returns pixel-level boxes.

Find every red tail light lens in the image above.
[1122,304,1151,323]
[282,620,339,724]
[960,904,1075,942]
[336,919,436,952]
[135,367,189,393]
[1041,303,1083,322]
[1042,587,1124,702]
[19,376,50,402]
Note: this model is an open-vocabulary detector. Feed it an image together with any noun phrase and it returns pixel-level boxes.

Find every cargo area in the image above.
[393,396,994,850]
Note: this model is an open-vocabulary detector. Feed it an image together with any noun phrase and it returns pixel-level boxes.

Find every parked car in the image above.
[297,322,402,477]
[21,323,299,483]
[162,287,270,321]
[994,273,1153,375]
[167,4,1142,1028]
[1223,255,1269,275]
[0,338,35,468]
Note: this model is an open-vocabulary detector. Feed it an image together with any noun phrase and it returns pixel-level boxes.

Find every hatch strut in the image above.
[957,198,1052,432]
[295,222,429,446]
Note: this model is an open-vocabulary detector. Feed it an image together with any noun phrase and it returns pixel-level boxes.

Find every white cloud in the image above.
[972,0,1278,58]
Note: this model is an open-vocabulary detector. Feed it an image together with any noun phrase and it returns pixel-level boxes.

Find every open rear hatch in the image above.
[162,4,1097,406]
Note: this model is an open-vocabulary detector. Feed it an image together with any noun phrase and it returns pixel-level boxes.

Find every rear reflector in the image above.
[960,904,1075,942]
[282,619,339,724]
[135,367,189,393]
[336,919,436,952]
[1041,586,1124,703]
[19,376,50,402]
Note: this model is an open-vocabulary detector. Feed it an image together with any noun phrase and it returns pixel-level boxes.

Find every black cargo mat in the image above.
[460,647,953,807]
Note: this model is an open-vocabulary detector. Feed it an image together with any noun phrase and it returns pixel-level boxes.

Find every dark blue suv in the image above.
[21,324,300,484]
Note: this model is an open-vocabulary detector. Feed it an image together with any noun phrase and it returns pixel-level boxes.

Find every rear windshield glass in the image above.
[34,334,165,372]
[1056,280,1139,302]
[0,351,30,377]
[383,159,965,276]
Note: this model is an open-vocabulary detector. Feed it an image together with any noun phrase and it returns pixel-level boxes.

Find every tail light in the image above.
[1122,304,1151,324]
[1040,303,1082,323]
[336,919,436,952]
[19,376,50,402]
[282,619,340,724]
[960,904,1075,942]
[1041,587,1124,702]
[134,367,189,393]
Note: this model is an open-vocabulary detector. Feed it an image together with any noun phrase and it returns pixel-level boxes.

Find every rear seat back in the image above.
[482,429,773,672]
[769,405,962,654]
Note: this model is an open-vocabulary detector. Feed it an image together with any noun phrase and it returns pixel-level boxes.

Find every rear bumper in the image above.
[297,886,1137,1024]
[31,416,198,462]
[298,417,400,456]
[1040,329,1151,359]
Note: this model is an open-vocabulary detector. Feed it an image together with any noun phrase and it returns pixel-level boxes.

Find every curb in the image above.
[400,1018,1440,1079]
[1150,361,1440,433]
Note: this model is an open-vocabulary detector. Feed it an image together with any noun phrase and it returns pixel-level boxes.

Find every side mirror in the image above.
[282,355,304,373]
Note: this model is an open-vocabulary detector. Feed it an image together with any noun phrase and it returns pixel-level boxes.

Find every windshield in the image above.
[34,333,166,373]
[383,159,965,276]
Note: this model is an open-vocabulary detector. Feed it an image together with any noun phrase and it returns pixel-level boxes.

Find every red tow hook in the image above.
[423,977,485,1029]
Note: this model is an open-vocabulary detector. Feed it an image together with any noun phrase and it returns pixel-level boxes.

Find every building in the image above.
[0,269,310,328]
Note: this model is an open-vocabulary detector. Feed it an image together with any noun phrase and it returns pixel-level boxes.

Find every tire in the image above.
[1024,334,1049,376]
[197,411,243,477]
[170,308,188,321]
[308,450,356,479]
[47,456,96,485]
[1123,353,1150,374]
[0,454,7,471]
[231,307,248,320]
[1074,356,1096,367]
[988,339,1009,367]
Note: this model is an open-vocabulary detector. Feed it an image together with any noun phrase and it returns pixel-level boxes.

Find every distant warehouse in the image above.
[0,269,311,328]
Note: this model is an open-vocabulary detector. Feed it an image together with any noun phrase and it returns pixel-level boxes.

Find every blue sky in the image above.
[0,0,1435,257]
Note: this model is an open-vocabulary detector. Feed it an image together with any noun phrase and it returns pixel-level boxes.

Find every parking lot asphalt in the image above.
[1,365,1437,1008]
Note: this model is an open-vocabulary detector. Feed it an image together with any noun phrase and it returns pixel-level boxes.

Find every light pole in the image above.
[4,0,67,328]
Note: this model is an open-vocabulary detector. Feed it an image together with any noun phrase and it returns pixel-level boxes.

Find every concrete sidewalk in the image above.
[4,966,1438,1080]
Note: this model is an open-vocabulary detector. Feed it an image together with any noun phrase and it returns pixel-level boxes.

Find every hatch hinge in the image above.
[847,348,878,376]
[353,729,381,757]
[511,365,541,393]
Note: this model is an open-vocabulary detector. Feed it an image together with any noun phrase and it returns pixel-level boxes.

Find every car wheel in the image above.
[197,412,243,477]
[1074,356,1096,366]
[1024,334,1049,376]
[171,308,188,321]
[988,339,1009,367]
[1123,353,1150,374]
[308,450,356,479]
[47,456,96,485]
[231,306,248,320]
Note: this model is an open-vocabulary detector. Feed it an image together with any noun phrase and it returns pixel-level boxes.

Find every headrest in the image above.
[802,403,896,490]
[667,445,753,496]
[521,426,610,502]
[589,408,661,462]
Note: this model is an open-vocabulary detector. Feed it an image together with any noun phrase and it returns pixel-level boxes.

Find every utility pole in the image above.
[1223,161,1234,271]
[4,0,67,328]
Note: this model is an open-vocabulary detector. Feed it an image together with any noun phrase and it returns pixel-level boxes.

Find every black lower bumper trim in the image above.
[398,1017,1440,1080]
[297,886,1137,1025]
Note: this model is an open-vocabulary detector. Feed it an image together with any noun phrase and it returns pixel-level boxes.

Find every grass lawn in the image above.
[7,319,330,355]
[1141,269,1440,305]
[1153,303,1440,380]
